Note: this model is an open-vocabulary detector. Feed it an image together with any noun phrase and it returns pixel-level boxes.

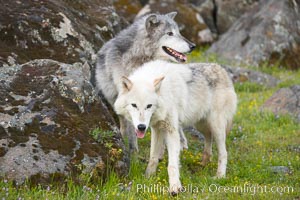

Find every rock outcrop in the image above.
[0,1,131,184]
[261,85,300,122]
[208,0,300,69]
[0,59,129,184]
[192,0,258,35]
[0,0,130,66]
[215,0,259,34]
[223,65,280,88]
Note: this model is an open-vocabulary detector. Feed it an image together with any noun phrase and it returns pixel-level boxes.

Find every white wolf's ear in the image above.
[166,12,177,19]
[121,76,133,93]
[146,14,160,32]
[154,76,165,93]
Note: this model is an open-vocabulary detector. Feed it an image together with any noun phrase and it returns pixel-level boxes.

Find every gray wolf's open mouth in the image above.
[162,46,187,63]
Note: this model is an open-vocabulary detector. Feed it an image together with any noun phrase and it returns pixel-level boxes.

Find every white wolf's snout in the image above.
[135,124,147,139]
[132,114,150,139]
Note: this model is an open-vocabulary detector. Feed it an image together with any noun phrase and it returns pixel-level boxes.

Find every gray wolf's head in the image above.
[114,76,164,139]
[144,12,195,63]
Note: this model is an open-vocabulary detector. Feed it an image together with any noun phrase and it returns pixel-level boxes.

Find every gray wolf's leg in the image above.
[127,120,138,153]
[119,116,126,138]
[120,116,138,153]
[201,129,213,166]
[179,127,188,150]
[195,123,212,166]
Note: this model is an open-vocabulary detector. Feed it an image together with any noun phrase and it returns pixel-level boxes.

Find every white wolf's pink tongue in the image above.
[181,54,187,62]
[135,130,145,139]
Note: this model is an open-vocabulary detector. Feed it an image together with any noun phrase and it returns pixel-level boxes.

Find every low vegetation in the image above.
[1,50,299,199]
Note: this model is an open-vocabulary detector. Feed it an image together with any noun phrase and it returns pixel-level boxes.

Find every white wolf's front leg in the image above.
[146,127,164,177]
[164,126,181,195]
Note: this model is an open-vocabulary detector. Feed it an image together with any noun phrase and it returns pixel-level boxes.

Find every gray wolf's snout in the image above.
[137,124,146,132]
[189,43,196,51]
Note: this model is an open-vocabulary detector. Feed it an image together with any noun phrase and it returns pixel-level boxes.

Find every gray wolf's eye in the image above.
[167,32,173,36]
[131,103,137,108]
[146,104,152,109]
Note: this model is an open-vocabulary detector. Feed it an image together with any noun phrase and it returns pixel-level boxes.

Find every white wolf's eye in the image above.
[146,104,152,109]
[131,103,137,108]
[167,32,173,36]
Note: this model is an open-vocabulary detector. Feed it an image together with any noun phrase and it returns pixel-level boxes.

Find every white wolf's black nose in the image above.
[137,124,146,132]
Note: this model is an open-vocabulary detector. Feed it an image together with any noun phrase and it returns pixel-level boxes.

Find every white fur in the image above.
[114,60,237,194]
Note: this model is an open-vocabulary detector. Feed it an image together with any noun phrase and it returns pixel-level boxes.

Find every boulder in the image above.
[136,0,214,45]
[0,0,127,65]
[192,0,218,36]
[0,1,130,184]
[113,0,142,23]
[261,85,300,122]
[215,0,259,34]
[222,65,280,88]
[190,0,258,36]
[0,59,129,184]
[208,0,300,69]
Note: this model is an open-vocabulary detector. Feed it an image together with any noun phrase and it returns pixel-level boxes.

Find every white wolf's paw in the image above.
[145,160,159,178]
[145,166,156,178]
[212,173,226,180]
[169,182,182,196]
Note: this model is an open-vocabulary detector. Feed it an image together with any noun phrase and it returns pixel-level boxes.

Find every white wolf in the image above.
[114,60,237,195]
[95,12,195,152]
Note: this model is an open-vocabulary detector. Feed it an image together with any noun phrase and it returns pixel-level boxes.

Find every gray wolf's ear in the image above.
[122,76,133,93]
[146,14,160,32]
[166,12,177,19]
[154,76,165,93]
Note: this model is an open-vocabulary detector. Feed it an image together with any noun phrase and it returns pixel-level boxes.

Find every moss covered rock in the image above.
[0,59,129,184]
[0,1,130,185]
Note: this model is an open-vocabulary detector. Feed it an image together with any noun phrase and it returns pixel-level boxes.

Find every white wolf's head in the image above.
[145,12,195,63]
[114,76,164,139]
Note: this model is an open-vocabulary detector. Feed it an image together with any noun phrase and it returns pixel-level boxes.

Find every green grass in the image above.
[1,50,300,199]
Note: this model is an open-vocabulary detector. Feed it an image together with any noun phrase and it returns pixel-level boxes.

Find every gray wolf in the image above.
[95,12,195,152]
[114,60,237,195]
